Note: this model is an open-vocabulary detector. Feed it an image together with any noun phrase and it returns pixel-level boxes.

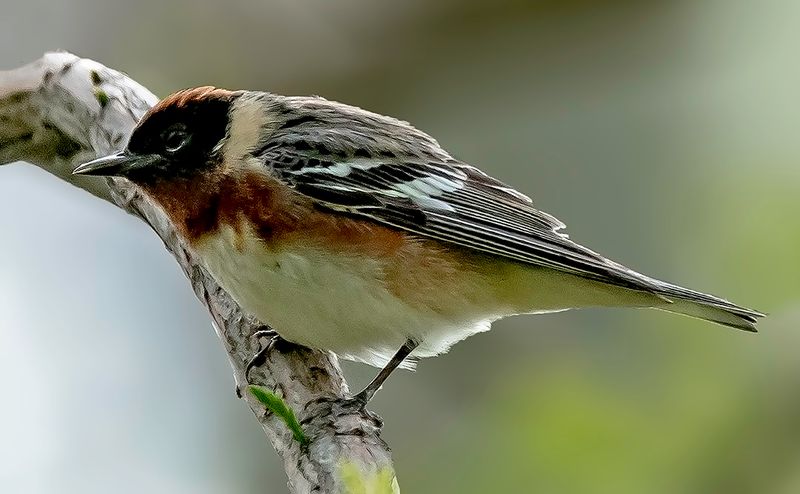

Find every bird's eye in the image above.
[162,124,190,153]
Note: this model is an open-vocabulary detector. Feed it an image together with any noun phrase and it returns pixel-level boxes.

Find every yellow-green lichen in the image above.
[339,462,397,494]
[93,88,109,108]
[249,385,308,446]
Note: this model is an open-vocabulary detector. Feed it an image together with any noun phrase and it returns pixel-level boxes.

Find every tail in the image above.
[648,280,764,332]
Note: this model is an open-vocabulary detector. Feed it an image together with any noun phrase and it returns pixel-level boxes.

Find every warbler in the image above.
[74,87,762,402]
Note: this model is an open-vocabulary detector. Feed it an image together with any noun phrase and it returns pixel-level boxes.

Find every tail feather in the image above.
[649,280,764,332]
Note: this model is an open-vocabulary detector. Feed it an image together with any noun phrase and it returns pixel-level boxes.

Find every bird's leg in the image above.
[237,328,281,398]
[245,328,280,380]
[352,338,419,405]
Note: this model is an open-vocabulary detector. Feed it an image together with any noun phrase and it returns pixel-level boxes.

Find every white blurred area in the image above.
[1,1,798,493]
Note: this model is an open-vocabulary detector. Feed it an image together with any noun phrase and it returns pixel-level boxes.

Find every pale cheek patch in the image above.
[222,94,277,168]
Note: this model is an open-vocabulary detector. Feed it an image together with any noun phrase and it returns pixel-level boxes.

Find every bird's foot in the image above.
[236,328,280,398]
[246,328,280,379]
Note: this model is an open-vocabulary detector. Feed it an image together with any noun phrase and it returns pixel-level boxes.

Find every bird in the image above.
[73,86,763,403]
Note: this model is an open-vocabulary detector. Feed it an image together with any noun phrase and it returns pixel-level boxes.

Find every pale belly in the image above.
[194,225,496,367]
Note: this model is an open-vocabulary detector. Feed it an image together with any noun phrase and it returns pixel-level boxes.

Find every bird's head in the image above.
[73,86,265,184]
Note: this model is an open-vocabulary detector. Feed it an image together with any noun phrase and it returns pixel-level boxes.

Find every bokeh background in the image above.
[1,1,798,493]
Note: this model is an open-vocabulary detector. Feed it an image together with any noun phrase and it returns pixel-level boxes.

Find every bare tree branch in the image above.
[0,52,397,494]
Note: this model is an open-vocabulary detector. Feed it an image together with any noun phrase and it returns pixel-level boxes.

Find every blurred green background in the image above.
[0,1,797,493]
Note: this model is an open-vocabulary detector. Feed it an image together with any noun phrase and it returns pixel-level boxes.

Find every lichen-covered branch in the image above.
[0,52,397,494]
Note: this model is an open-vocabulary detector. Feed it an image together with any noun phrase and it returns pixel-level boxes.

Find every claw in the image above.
[245,329,279,381]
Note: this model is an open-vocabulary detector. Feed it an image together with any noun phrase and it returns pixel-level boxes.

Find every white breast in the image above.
[194,224,493,367]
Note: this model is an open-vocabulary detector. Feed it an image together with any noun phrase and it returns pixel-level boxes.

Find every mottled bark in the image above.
[0,52,397,494]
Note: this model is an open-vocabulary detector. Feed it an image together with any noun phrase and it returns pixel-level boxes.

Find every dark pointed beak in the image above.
[73,151,163,177]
